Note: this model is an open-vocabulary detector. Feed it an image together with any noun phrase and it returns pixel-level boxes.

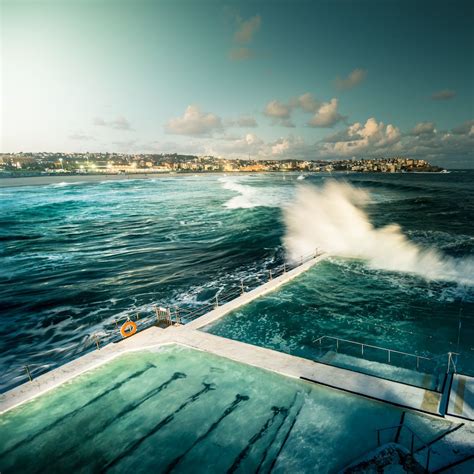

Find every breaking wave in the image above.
[219,177,280,209]
[283,181,474,285]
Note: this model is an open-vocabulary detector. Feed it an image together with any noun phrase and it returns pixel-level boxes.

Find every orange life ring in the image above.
[120,321,137,338]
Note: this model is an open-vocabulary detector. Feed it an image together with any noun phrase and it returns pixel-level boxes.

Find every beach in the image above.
[0,173,172,187]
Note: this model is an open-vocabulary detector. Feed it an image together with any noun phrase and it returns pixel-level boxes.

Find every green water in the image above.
[0,345,454,474]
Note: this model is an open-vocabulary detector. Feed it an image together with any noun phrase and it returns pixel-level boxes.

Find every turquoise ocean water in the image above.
[1,172,473,390]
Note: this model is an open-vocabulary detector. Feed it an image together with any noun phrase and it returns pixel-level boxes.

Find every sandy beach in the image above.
[0,173,177,188]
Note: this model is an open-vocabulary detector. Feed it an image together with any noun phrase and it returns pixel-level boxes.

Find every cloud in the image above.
[226,115,258,128]
[93,116,133,130]
[335,68,367,90]
[228,47,255,61]
[432,89,456,101]
[165,105,223,136]
[69,133,95,141]
[320,117,401,156]
[293,93,320,113]
[308,99,345,127]
[263,100,294,127]
[410,122,436,136]
[234,15,261,44]
[228,14,261,61]
[452,120,474,135]
[318,117,473,164]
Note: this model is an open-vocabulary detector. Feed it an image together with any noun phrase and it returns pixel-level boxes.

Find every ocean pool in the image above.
[205,258,474,386]
[0,344,454,473]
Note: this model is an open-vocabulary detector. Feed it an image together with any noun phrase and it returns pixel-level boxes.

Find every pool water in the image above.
[205,258,474,386]
[0,345,454,473]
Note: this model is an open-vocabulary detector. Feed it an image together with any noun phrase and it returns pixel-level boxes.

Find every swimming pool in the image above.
[205,258,474,387]
[0,345,456,473]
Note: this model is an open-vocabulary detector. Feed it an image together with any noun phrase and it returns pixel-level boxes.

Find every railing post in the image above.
[240,280,244,295]
[114,319,118,329]
[283,263,287,274]
[416,356,419,370]
[25,365,33,382]
[215,294,219,308]
[336,338,339,352]
[269,269,273,280]
[388,350,391,364]
[94,334,100,350]
[361,344,364,357]
[377,430,380,447]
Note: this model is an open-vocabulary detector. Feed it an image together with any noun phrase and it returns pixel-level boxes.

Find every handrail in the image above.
[376,423,432,471]
[314,335,460,378]
[314,335,431,361]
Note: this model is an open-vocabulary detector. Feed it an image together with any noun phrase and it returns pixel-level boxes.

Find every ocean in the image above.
[1,172,473,391]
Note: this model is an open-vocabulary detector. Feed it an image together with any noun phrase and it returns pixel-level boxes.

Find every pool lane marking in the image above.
[227,406,285,474]
[101,382,217,472]
[164,394,250,473]
[255,393,299,474]
[51,371,187,471]
[0,363,156,458]
[268,393,305,472]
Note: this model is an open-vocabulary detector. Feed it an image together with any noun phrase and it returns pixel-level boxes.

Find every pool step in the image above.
[414,423,474,472]
[317,351,439,390]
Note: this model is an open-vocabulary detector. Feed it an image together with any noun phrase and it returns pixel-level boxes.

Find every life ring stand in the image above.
[120,320,137,338]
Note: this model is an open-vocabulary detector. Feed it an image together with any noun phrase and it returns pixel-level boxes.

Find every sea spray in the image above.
[283,181,474,285]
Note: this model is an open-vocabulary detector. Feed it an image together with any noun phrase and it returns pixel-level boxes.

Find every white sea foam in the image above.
[283,181,474,285]
[219,177,279,209]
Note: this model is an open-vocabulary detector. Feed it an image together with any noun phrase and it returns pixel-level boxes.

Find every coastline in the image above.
[0,170,451,188]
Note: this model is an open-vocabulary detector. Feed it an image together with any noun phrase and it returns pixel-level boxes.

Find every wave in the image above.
[283,181,474,285]
[219,177,279,209]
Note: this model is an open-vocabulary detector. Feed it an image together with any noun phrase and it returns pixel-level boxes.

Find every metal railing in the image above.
[313,335,460,391]
[314,335,432,370]
[5,250,323,392]
[376,424,432,472]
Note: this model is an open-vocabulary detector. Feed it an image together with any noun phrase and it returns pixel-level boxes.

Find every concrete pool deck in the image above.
[186,253,326,330]
[0,324,444,417]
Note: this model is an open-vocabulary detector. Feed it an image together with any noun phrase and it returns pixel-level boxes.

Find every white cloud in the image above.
[308,99,345,127]
[320,117,401,156]
[234,15,261,44]
[271,136,305,156]
[93,116,132,130]
[165,105,223,136]
[263,100,294,127]
[335,68,367,90]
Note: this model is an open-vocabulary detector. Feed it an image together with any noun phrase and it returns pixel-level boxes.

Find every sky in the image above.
[1,0,473,166]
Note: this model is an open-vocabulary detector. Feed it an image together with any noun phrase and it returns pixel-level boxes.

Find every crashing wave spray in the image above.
[283,181,474,285]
